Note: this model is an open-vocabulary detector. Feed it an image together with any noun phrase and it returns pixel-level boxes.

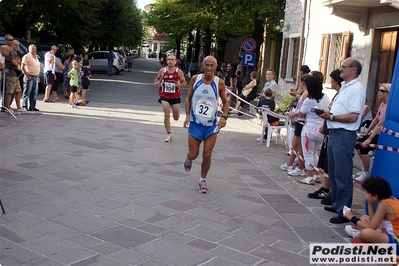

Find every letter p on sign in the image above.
[242,52,256,67]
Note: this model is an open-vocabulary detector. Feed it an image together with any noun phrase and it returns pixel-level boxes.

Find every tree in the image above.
[0,0,144,50]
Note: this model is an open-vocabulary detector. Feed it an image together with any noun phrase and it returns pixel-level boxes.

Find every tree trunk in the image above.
[250,12,265,70]
[217,38,226,63]
[175,38,181,58]
[187,31,193,63]
[194,29,201,62]
[204,27,212,56]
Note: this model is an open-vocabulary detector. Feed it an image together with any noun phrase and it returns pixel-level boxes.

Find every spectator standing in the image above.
[1,45,10,109]
[319,57,366,224]
[107,50,115,77]
[235,70,243,96]
[354,83,390,182]
[67,60,79,108]
[235,57,242,76]
[183,55,229,194]
[307,69,343,204]
[296,75,330,185]
[43,45,57,102]
[81,59,92,101]
[224,62,235,106]
[282,74,308,176]
[62,53,74,98]
[152,54,187,142]
[188,59,198,78]
[21,44,40,112]
[4,34,24,114]
[51,49,64,102]
[126,53,133,72]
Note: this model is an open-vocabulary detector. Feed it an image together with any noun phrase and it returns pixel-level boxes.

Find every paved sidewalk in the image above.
[1,58,367,266]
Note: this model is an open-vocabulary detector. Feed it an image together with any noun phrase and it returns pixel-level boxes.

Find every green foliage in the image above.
[0,0,144,49]
[274,95,292,115]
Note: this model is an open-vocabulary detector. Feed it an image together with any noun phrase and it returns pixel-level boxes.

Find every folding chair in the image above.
[261,109,290,147]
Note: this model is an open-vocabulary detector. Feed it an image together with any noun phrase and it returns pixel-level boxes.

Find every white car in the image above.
[87,51,125,75]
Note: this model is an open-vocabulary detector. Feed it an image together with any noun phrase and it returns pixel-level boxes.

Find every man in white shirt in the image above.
[319,57,366,224]
[43,45,57,102]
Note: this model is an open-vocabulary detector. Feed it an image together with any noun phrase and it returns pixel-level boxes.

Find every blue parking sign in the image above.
[242,52,256,67]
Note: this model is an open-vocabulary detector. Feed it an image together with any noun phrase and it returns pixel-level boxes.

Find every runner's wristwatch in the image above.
[221,115,228,120]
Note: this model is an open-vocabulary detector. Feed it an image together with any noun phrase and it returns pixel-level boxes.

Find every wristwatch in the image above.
[221,115,228,120]
[329,114,334,121]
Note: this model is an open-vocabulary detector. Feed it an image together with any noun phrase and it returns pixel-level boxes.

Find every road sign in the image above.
[242,52,256,66]
[242,38,256,53]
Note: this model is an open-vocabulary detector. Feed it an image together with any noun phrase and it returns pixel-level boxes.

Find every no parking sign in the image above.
[242,38,256,53]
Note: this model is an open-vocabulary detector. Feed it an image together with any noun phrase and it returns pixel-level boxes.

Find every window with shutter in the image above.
[320,31,352,84]
[281,38,289,78]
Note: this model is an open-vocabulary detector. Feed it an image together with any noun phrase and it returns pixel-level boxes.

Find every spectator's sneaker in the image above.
[22,108,28,112]
[17,108,27,114]
[183,157,192,172]
[256,137,267,143]
[229,113,238,118]
[288,168,305,176]
[229,109,238,114]
[197,179,209,194]
[164,134,172,142]
[354,171,369,182]
[280,163,294,171]
[320,194,332,205]
[308,187,330,199]
[72,104,79,109]
[345,225,360,238]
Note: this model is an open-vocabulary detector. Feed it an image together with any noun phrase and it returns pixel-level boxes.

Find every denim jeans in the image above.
[22,76,38,110]
[107,63,112,76]
[327,128,357,216]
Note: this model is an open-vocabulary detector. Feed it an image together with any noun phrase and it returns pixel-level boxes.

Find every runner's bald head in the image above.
[202,56,217,65]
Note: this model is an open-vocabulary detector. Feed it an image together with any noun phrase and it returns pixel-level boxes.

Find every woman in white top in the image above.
[297,75,330,185]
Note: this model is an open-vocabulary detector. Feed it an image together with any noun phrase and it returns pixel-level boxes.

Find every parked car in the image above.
[0,37,45,91]
[87,51,125,75]
[131,50,139,58]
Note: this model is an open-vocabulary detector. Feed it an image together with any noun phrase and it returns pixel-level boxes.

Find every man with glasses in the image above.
[43,45,57,102]
[4,34,24,114]
[318,57,366,224]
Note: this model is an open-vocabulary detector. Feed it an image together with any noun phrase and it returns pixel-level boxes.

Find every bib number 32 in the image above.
[195,100,213,118]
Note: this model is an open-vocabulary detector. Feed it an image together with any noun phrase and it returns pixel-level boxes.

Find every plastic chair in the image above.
[261,110,290,147]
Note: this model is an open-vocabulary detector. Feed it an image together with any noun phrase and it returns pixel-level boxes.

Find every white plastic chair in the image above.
[261,110,290,147]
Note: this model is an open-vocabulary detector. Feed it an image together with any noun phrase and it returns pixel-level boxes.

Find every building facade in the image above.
[278,0,399,111]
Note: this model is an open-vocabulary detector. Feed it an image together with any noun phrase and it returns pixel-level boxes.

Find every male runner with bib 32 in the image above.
[183,56,229,193]
[153,54,187,142]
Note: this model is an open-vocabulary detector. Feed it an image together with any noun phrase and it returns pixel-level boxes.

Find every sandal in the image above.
[53,97,62,102]
[299,176,315,185]
[43,98,53,103]
[314,176,322,183]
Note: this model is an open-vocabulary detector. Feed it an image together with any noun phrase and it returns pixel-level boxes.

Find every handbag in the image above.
[242,88,252,97]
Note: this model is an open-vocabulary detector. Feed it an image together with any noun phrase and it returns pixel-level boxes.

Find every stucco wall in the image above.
[278,0,374,98]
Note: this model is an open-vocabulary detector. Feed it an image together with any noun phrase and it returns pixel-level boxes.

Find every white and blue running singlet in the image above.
[190,74,219,127]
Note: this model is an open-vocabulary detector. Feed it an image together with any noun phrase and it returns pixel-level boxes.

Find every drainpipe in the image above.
[296,0,308,87]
